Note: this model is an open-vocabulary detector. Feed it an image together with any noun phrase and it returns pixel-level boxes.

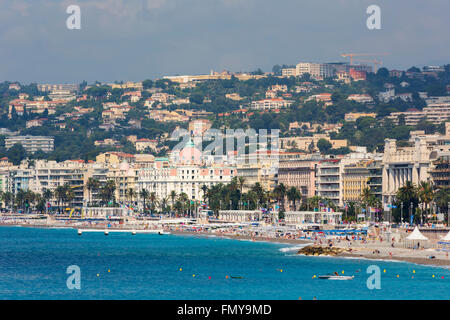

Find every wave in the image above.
[279,243,312,252]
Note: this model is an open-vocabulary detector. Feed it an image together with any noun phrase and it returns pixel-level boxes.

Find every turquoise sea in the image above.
[0,226,449,300]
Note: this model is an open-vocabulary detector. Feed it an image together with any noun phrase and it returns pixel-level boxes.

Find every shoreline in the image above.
[2,223,449,269]
[336,252,450,268]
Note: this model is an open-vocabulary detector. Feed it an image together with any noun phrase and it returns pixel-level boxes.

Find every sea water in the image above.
[0,226,448,300]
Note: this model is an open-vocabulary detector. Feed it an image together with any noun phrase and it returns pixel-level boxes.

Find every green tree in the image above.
[287,186,301,211]
[86,177,100,206]
[418,181,434,224]
[317,139,332,154]
[140,189,150,213]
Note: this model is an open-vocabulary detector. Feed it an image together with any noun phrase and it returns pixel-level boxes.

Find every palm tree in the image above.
[62,183,75,212]
[86,177,100,207]
[418,181,433,224]
[272,183,287,217]
[287,186,301,211]
[396,181,418,223]
[169,190,177,212]
[178,192,189,216]
[100,180,116,206]
[237,176,246,209]
[43,189,52,203]
[126,188,136,204]
[243,190,258,210]
[360,187,374,218]
[201,185,208,204]
[54,186,66,214]
[159,196,169,213]
[434,187,449,222]
[149,192,157,213]
[139,189,149,213]
[251,182,267,208]
[1,191,14,210]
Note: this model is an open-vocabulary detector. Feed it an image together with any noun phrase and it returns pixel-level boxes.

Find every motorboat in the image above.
[318,275,354,280]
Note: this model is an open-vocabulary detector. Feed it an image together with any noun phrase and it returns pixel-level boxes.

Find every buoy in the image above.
[413,270,415,274]
[226,275,229,279]
[208,276,211,280]
[432,275,435,278]
[341,270,344,274]
[280,269,283,272]
[383,269,386,273]
[77,230,82,235]
[97,273,99,277]
[396,275,399,278]
[412,276,414,279]
[131,230,136,235]
[179,268,182,271]
[442,276,445,279]
[104,231,109,236]
[108,269,110,273]
[192,274,195,277]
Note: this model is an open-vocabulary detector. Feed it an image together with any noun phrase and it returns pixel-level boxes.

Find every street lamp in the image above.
[401,202,403,225]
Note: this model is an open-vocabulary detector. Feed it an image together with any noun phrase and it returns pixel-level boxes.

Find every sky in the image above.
[0,0,449,83]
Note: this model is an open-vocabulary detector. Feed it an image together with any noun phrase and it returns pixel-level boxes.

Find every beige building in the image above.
[96,152,136,165]
[382,124,450,207]
[277,157,321,204]
[280,134,347,152]
[345,112,377,122]
[5,135,54,153]
[135,139,158,152]
[387,106,450,126]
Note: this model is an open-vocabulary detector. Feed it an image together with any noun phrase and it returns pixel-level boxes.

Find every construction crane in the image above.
[341,53,390,65]
[352,58,383,73]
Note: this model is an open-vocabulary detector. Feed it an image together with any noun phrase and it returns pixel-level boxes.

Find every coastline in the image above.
[336,252,450,268]
[2,223,449,269]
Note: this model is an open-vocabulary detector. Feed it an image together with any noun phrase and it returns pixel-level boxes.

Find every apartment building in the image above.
[250,99,293,110]
[295,63,335,79]
[5,136,54,153]
[344,112,377,122]
[346,94,374,104]
[387,106,450,125]
[38,84,79,92]
[277,156,322,202]
[281,68,296,77]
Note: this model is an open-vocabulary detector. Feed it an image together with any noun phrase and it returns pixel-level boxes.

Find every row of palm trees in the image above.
[392,180,449,224]
[1,176,448,224]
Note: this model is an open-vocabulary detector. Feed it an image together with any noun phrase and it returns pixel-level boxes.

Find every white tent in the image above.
[441,230,450,242]
[406,226,428,241]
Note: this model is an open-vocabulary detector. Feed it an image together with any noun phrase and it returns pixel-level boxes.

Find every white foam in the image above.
[279,243,313,252]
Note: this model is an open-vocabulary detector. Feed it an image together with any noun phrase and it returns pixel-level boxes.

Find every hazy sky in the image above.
[1,0,449,83]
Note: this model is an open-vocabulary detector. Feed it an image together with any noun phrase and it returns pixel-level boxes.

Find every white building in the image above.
[5,136,54,153]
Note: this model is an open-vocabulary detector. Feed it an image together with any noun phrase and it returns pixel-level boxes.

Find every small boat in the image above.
[318,275,354,280]
[231,276,244,279]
